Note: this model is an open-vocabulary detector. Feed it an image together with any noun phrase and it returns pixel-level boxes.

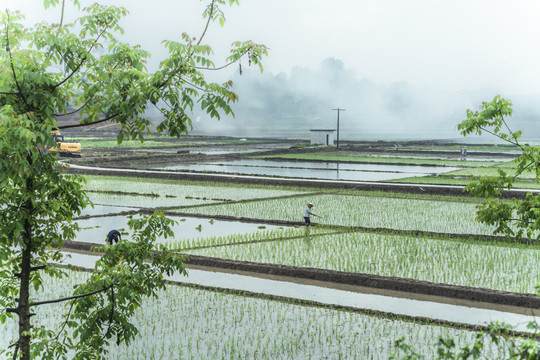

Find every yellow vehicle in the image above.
[48,130,81,156]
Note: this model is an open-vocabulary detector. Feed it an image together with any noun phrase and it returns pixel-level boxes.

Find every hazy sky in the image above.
[4,0,540,138]
[5,0,540,92]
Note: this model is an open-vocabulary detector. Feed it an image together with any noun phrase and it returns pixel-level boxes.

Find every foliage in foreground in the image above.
[0,0,266,358]
[458,96,540,241]
[394,96,540,359]
[393,322,540,359]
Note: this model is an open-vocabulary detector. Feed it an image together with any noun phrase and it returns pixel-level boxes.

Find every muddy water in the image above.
[75,215,285,245]
[157,159,460,181]
[60,251,539,332]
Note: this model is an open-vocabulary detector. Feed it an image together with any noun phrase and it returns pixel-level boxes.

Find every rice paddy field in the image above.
[79,175,540,295]
[0,270,508,359]
[6,162,538,358]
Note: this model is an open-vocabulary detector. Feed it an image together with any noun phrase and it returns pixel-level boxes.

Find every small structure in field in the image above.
[309,129,336,146]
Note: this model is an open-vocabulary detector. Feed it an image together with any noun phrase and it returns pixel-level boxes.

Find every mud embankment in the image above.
[62,240,540,310]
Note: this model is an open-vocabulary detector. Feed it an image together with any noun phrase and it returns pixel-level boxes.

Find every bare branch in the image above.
[479,127,519,146]
[499,109,528,154]
[52,21,111,89]
[57,113,118,130]
[14,265,46,278]
[12,343,19,360]
[197,0,215,46]
[105,286,115,337]
[58,0,66,29]
[182,79,206,92]
[195,50,249,71]
[30,284,113,307]
[5,10,31,112]
[54,94,97,117]
[53,299,76,341]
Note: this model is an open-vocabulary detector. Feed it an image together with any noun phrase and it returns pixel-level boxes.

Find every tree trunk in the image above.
[18,224,32,360]
[18,171,34,360]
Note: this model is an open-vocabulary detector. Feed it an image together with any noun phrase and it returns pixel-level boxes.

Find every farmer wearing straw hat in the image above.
[304,203,320,226]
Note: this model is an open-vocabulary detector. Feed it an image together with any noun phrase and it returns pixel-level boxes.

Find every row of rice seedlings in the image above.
[388,175,540,190]
[163,226,330,250]
[185,230,540,294]
[83,175,308,202]
[0,270,508,359]
[87,192,212,209]
[178,193,499,235]
[449,166,539,180]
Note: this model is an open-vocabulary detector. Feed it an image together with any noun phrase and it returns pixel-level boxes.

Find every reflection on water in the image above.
[59,251,540,332]
[303,226,312,249]
[157,159,461,181]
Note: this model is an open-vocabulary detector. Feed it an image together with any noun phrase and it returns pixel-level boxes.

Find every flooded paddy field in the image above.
[175,192,498,235]
[0,264,524,359]
[50,136,540,357]
[156,159,461,181]
[184,230,540,294]
[75,214,298,249]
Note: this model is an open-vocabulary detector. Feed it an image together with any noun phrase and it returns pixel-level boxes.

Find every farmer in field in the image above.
[304,203,320,226]
[106,229,121,245]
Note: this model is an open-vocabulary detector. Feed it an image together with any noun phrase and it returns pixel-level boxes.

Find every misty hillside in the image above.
[183,58,539,140]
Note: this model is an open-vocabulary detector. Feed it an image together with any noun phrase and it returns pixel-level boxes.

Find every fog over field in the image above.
[188,58,540,140]
[6,0,540,140]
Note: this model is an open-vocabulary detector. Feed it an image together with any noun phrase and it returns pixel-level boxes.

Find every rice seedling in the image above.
[0,269,508,359]
[178,193,498,235]
[185,230,540,294]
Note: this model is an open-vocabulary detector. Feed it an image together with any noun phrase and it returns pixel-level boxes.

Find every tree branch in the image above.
[479,127,519,147]
[53,299,76,341]
[12,343,19,360]
[156,0,217,90]
[195,50,248,71]
[58,0,66,29]
[197,0,215,46]
[57,113,118,130]
[499,110,527,153]
[52,21,111,89]
[5,10,31,112]
[14,265,46,278]
[30,284,113,307]
[105,286,115,337]
[54,94,97,117]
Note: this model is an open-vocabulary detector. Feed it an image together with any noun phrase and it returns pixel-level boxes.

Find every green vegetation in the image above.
[1,270,499,359]
[177,193,497,235]
[186,230,540,293]
[0,0,267,358]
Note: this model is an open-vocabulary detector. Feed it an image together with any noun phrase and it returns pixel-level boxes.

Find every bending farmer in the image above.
[304,203,320,226]
[107,229,121,245]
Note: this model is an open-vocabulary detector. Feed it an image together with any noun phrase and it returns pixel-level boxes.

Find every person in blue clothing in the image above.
[303,203,320,226]
[107,229,121,245]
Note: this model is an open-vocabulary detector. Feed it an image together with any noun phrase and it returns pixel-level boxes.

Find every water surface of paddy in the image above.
[157,159,460,181]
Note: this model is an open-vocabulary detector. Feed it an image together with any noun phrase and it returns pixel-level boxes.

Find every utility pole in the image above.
[332,108,345,149]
